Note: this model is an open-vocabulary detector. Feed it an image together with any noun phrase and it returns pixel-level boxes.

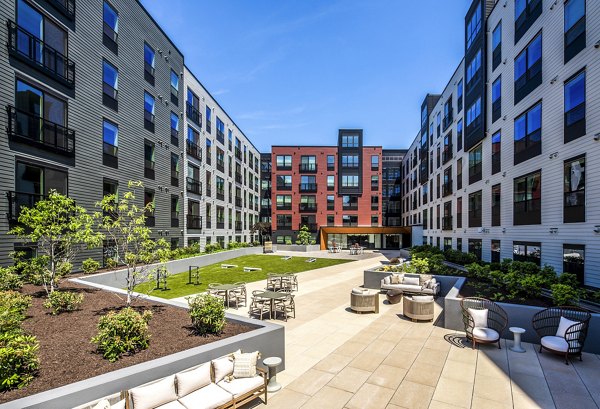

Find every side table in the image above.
[386,289,403,304]
[263,356,282,392]
[509,327,526,353]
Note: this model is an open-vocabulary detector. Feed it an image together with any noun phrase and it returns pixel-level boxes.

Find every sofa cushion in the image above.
[233,351,259,378]
[412,295,434,302]
[111,400,126,409]
[177,383,233,409]
[383,276,391,285]
[424,278,437,289]
[352,287,367,295]
[176,363,212,397]
[212,350,239,383]
[156,401,186,409]
[91,399,111,409]
[556,316,580,338]
[419,274,433,285]
[541,335,581,353]
[403,276,420,286]
[129,375,177,409]
[217,375,264,398]
[468,308,488,328]
[473,327,499,342]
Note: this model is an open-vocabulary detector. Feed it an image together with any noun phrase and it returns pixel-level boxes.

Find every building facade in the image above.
[0,0,259,266]
[402,0,600,287]
[382,149,406,228]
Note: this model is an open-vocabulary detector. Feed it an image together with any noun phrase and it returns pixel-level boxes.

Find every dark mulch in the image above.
[459,279,553,308]
[1,282,258,403]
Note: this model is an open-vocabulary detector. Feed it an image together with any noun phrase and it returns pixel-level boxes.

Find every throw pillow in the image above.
[233,351,259,378]
[403,276,420,286]
[391,274,401,284]
[176,362,211,397]
[556,316,580,338]
[468,308,488,328]
[352,287,366,295]
[428,278,437,289]
[110,400,126,409]
[212,349,239,382]
[129,375,177,409]
[419,274,433,286]
[90,399,110,409]
[383,276,391,285]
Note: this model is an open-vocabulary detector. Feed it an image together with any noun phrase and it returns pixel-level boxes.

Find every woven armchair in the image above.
[460,297,508,349]
[532,306,591,364]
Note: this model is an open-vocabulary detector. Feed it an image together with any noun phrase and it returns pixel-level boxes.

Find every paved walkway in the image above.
[185,251,600,409]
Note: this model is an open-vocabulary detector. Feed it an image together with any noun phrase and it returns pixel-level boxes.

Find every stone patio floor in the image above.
[192,251,600,409]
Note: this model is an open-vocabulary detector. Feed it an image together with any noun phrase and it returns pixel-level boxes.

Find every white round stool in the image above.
[509,327,526,353]
[263,356,282,392]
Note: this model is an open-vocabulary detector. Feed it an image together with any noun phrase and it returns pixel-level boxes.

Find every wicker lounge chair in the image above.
[532,306,591,364]
[460,297,508,349]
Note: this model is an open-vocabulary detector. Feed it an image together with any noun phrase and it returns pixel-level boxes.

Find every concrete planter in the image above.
[0,293,284,409]
[274,244,320,252]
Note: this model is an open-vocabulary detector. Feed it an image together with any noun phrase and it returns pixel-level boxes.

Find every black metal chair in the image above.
[460,297,508,349]
[532,306,591,364]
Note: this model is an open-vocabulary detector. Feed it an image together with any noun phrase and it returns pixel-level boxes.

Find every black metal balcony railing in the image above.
[303,223,318,232]
[442,216,453,230]
[6,191,45,223]
[217,161,224,173]
[277,204,292,210]
[235,197,242,207]
[277,184,292,191]
[442,110,453,131]
[235,221,243,232]
[186,103,201,127]
[442,146,453,164]
[186,140,202,160]
[187,214,202,229]
[216,130,225,144]
[277,223,292,230]
[235,147,242,161]
[7,21,75,87]
[186,177,201,194]
[206,220,212,229]
[206,120,212,134]
[299,183,317,192]
[469,163,482,185]
[49,0,76,19]
[216,221,225,229]
[7,105,75,156]
[299,163,317,173]
[299,203,317,212]
[206,187,211,197]
[216,192,225,201]
[343,204,359,211]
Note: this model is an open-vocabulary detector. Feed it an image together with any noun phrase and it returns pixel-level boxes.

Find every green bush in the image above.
[0,331,39,391]
[0,267,23,291]
[82,258,100,274]
[0,291,32,333]
[105,258,117,269]
[404,257,429,275]
[558,272,579,287]
[91,308,153,362]
[187,293,226,336]
[519,274,546,298]
[285,239,292,245]
[15,256,49,286]
[204,242,222,254]
[551,284,579,306]
[43,291,84,315]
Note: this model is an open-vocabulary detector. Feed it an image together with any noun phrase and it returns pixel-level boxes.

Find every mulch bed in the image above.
[459,279,553,308]
[0,282,258,404]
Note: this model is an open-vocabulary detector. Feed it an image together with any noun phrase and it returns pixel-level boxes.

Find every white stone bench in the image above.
[221,264,238,268]
[243,267,262,272]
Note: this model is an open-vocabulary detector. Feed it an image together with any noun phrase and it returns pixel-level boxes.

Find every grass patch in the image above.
[134,255,351,299]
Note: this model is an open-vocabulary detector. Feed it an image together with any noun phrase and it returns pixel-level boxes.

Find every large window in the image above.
[144,140,155,180]
[468,145,482,184]
[327,155,335,170]
[492,76,501,123]
[456,158,463,190]
[144,92,155,132]
[513,241,541,265]
[170,70,179,105]
[342,195,358,210]
[170,112,179,146]
[371,175,379,191]
[457,79,463,112]
[276,155,292,170]
[514,171,541,225]
[492,184,501,227]
[300,175,317,191]
[468,239,482,261]
[300,155,317,172]
[102,60,118,110]
[371,155,379,170]
[564,70,586,143]
[468,190,482,228]
[276,175,292,190]
[466,97,481,129]
[342,175,359,188]
[341,155,359,168]
[492,21,502,71]
[103,119,118,167]
[564,0,586,62]
[457,119,463,151]
[171,153,179,187]
[327,195,335,210]
[143,43,155,85]
[491,131,501,175]
[564,155,585,223]
[341,135,359,148]
[514,33,542,103]
[466,50,482,86]
[327,175,335,190]
[514,102,541,165]
[103,1,118,50]
[515,0,542,43]
[563,244,585,285]
[216,117,225,144]
[276,195,292,210]
[342,215,358,227]
[466,5,481,50]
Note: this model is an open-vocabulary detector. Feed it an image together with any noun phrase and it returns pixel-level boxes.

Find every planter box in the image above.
[274,244,321,252]
[0,292,284,409]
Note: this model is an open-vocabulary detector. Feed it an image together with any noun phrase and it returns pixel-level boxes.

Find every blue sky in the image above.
[141,0,471,152]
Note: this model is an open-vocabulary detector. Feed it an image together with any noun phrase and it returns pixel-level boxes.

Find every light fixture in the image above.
[549,152,558,159]
[550,227,558,234]
[595,40,600,49]
[502,228,506,233]
[593,133,600,141]
[550,76,558,84]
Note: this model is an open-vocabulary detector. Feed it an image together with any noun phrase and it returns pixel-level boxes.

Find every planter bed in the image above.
[0,282,258,404]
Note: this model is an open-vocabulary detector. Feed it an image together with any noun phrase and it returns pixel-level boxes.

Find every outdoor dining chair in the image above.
[274,294,296,321]
[249,290,271,320]
[232,282,247,308]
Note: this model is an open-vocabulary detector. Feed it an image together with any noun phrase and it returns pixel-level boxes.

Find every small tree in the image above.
[295,225,312,245]
[9,191,102,295]
[250,222,271,244]
[95,181,169,306]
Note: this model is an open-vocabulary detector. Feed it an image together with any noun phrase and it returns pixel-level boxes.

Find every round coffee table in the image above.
[386,289,403,304]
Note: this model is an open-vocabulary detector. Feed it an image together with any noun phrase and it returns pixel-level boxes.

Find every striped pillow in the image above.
[232,351,259,378]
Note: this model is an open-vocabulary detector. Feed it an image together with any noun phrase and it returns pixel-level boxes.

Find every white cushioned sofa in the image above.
[380,273,440,297]
[74,351,267,409]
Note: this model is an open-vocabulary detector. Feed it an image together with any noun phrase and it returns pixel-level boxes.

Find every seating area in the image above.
[460,297,508,350]
[208,282,247,309]
[248,274,298,321]
[380,272,440,296]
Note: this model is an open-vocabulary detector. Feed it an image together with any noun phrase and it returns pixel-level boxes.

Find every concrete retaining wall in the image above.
[273,244,321,252]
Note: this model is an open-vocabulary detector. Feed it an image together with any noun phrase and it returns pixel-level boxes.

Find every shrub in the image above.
[187,293,226,336]
[105,258,117,269]
[204,242,222,254]
[558,272,579,288]
[0,291,32,333]
[0,331,39,391]
[519,274,546,298]
[404,257,429,275]
[91,308,153,362]
[551,284,579,306]
[43,291,84,315]
[285,239,292,245]
[295,225,312,245]
[82,258,100,274]
[0,267,23,291]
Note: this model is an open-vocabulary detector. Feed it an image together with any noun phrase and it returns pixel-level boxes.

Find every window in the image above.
[216,176,225,201]
[205,106,212,133]
[514,33,542,103]
[171,153,179,187]
[103,119,118,167]
[457,238,463,252]
[515,0,542,43]
[564,70,586,143]
[299,195,317,212]
[371,195,379,211]
[300,175,317,191]
[466,50,482,86]
[206,171,212,197]
[457,79,463,112]
[371,175,379,191]
[514,171,541,225]
[468,239,482,261]
[144,140,155,180]
[371,215,378,226]
[341,175,359,188]
[327,175,335,190]
[144,189,155,226]
[442,166,452,197]
[276,214,292,229]
[216,117,225,144]
[371,155,379,170]
[341,155,359,168]
[564,0,586,62]
[436,112,441,136]
[276,175,292,190]
[103,1,119,50]
[276,155,292,170]
[491,240,501,263]
[170,112,179,146]
[492,184,501,226]
[300,155,316,172]
[514,102,541,165]
[468,190,482,227]
[466,5,481,50]
[205,203,211,229]
[341,135,359,147]
[456,197,462,228]
[186,89,201,126]
[170,195,179,227]
[342,195,358,210]
[327,215,334,226]
[170,70,179,105]
[492,76,501,123]
[186,126,201,160]
[457,119,463,151]
[492,21,502,70]
[276,195,292,210]
[327,195,335,210]
[563,244,585,285]
[466,97,481,128]
[327,155,335,170]
[205,139,212,165]
[342,215,358,227]
[102,60,118,110]
[492,131,501,175]
[144,92,155,132]
[513,241,541,265]
[468,145,482,184]
[216,148,225,172]
[457,158,463,190]
[143,43,155,85]
[564,155,585,223]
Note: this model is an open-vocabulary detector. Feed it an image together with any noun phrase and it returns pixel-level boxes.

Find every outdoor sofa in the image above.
[380,273,440,297]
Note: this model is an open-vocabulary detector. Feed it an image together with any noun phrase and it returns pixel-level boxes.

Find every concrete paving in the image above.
[182,250,600,409]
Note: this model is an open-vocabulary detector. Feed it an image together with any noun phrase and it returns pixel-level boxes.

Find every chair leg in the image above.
[565,353,569,365]
[539,344,543,353]
[498,340,501,349]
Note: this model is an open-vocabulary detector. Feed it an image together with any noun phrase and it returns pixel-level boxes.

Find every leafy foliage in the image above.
[295,225,313,245]
[91,308,153,362]
[203,242,222,254]
[0,331,39,391]
[0,266,23,291]
[43,291,84,315]
[9,191,102,294]
[187,293,226,335]
[0,291,32,333]
[551,284,580,306]
[227,241,250,250]
[250,222,271,244]
[82,258,100,274]
[403,257,430,275]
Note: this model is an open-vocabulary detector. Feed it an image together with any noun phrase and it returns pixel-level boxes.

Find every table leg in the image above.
[510,332,526,353]
[267,365,281,392]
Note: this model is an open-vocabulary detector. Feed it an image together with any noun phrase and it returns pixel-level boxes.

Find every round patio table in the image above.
[386,289,403,304]
[210,284,239,307]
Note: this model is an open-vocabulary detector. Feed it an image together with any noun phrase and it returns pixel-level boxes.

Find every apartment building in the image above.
[0,0,259,265]
[259,153,272,224]
[382,149,406,228]
[402,0,600,287]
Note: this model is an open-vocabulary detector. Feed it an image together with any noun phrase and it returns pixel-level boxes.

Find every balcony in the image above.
[7,20,75,87]
[235,147,242,161]
[342,204,358,211]
[186,177,201,195]
[235,197,242,208]
[216,192,225,201]
[186,140,202,160]
[48,0,76,19]
[216,130,225,144]
[299,163,317,173]
[235,221,243,232]
[277,223,292,230]
[186,103,201,127]
[217,162,224,173]
[442,182,453,197]
[6,191,45,224]
[6,105,75,156]
[442,111,453,132]
[187,214,202,230]
[442,216,453,231]
[276,184,292,191]
[299,203,317,212]
[299,183,317,192]
[276,204,292,211]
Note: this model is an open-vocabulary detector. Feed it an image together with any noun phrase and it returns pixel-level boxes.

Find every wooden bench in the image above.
[243,267,262,272]
[221,264,238,268]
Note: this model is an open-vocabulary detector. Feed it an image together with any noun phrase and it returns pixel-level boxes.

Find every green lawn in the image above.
[134,255,351,299]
